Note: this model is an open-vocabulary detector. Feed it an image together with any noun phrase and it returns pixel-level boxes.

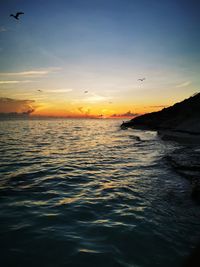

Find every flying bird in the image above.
[37,89,42,92]
[84,90,88,93]
[138,78,146,81]
[10,12,24,20]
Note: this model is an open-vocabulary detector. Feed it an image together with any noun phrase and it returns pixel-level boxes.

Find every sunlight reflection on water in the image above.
[0,119,200,267]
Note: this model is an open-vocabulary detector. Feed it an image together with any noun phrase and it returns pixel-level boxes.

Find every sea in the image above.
[0,119,200,267]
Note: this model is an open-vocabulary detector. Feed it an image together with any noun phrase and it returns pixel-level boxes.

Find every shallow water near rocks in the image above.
[0,119,200,267]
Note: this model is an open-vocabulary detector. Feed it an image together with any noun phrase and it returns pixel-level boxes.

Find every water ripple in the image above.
[0,119,200,267]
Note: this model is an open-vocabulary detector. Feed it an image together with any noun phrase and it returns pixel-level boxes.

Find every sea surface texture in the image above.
[0,119,200,267]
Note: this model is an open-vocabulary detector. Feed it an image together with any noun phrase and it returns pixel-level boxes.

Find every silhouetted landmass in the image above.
[0,112,31,119]
[121,92,200,135]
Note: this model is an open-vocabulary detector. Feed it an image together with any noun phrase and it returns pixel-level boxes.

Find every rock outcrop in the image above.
[121,92,200,201]
[121,92,200,135]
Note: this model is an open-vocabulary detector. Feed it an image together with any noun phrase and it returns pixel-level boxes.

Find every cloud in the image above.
[0,97,35,114]
[0,80,32,84]
[110,111,138,118]
[0,71,48,76]
[72,93,106,104]
[176,81,191,88]
[149,105,168,108]
[78,107,83,113]
[78,106,91,116]
[84,94,106,103]
[47,88,73,93]
[0,68,61,77]
[0,26,7,32]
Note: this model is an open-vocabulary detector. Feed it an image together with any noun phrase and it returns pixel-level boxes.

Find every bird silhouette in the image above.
[84,90,88,93]
[138,78,146,81]
[37,89,42,92]
[10,12,24,20]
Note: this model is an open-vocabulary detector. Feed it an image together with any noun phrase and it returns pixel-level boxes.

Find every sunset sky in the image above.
[0,0,199,117]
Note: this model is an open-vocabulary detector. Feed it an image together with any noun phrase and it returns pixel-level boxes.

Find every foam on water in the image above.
[0,119,200,267]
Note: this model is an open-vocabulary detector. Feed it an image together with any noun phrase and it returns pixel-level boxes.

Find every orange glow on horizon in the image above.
[30,103,166,119]
[0,94,168,119]
[31,110,140,119]
[30,101,166,118]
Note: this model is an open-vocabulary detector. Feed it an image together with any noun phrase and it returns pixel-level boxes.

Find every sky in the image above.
[0,0,199,117]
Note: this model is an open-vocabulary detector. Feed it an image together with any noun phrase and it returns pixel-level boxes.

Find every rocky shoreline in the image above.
[165,147,200,202]
[157,130,200,144]
[121,93,200,201]
[121,92,200,134]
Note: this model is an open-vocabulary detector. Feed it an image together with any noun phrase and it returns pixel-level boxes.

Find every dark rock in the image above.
[165,147,200,203]
[121,93,200,136]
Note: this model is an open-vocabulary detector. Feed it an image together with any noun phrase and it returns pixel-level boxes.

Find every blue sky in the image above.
[0,0,199,116]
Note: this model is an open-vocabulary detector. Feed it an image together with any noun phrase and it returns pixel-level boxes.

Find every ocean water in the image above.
[0,119,200,267]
